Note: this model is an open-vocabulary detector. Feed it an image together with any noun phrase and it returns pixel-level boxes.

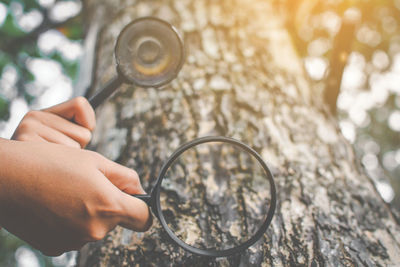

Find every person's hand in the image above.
[0,139,152,256]
[12,97,96,148]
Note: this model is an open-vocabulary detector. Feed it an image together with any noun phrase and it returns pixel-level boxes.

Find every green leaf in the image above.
[23,91,34,105]
[0,95,10,121]
[0,52,12,75]
[0,0,12,6]
[61,23,84,40]
[0,13,25,37]
[19,0,41,11]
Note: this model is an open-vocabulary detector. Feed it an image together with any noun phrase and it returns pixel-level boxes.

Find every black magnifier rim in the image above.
[154,136,276,257]
[114,16,185,87]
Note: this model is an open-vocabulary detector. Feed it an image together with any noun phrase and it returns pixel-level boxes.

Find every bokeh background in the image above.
[0,0,399,266]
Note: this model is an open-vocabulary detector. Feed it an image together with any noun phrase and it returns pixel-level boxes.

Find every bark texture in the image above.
[79,0,400,266]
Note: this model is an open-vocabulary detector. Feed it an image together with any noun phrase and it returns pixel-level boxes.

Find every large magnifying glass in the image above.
[136,136,276,257]
[89,17,276,257]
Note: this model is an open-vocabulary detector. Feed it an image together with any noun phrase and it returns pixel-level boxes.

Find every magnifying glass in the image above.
[88,17,185,108]
[88,17,276,257]
[135,136,276,257]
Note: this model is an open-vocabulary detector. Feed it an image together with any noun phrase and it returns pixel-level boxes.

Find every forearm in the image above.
[0,137,17,228]
[0,138,14,199]
[0,138,29,216]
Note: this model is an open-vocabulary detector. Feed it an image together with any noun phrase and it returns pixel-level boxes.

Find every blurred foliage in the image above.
[0,230,54,266]
[0,0,83,266]
[0,96,10,119]
[0,0,83,120]
[275,0,400,209]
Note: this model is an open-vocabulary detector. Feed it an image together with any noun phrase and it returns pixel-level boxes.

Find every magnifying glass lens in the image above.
[159,141,273,253]
[115,17,184,87]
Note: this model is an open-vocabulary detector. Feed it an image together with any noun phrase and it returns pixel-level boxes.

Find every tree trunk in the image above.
[78,0,400,266]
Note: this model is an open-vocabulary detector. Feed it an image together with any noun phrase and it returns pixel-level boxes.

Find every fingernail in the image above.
[139,184,146,194]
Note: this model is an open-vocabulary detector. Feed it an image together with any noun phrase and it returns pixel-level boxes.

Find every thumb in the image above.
[98,156,145,195]
[97,155,152,231]
[116,192,153,232]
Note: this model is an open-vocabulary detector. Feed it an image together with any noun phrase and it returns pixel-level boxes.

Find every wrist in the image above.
[0,138,12,225]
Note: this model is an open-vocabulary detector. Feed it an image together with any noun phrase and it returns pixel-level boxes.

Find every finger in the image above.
[97,156,145,195]
[37,124,81,149]
[13,118,49,143]
[35,111,92,148]
[117,192,153,232]
[17,133,47,143]
[44,97,96,131]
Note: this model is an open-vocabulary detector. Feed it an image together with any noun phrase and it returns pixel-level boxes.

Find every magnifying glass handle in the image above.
[88,76,124,109]
[132,194,152,206]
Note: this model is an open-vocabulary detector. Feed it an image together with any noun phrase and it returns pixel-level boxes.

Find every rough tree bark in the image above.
[78,0,400,266]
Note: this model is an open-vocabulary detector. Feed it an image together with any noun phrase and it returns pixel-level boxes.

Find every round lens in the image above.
[156,137,275,256]
[115,17,184,87]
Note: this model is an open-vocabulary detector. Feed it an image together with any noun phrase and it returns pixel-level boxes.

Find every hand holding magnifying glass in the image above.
[87,17,276,258]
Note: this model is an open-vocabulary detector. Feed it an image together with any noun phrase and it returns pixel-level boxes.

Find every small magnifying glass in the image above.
[88,17,276,257]
[88,17,185,108]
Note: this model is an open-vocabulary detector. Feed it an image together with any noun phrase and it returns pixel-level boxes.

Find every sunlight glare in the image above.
[36,76,72,109]
[60,41,83,61]
[307,38,331,57]
[383,151,398,171]
[0,65,18,99]
[388,110,400,132]
[0,3,7,26]
[321,11,341,35]
[26,59,72,109]
[382,16,397,34]
[17,9,43,32]
[27,58,63,87]
[339,120,356,143]
[49,1,81,22]
[376,181,395,203]
[341,65,366,90]
[38,29,65,54]
[341,52,366,90]
[304,57,327,80]
[38,0,55,8]
[363,140,380,155]
[393,53,400,73]
[0,98,28,139]
[15,246,40,267]
[372,50,389,70]
[362,153,379,170]
[349,106,369,127]
[356,25,381,47]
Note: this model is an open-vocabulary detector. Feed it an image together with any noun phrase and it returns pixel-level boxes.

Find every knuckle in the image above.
[25,110,42,120]
[81,128,92,144]
[87,225,107,241]
[70,141,81,149]
[73,96,89,111]
[16,133,31,141]
[17,120,33,133]
[14,120,37,140]
[86,150,104,163]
